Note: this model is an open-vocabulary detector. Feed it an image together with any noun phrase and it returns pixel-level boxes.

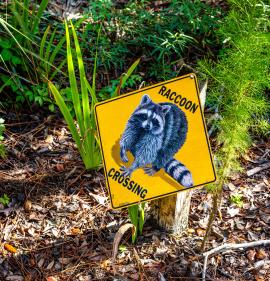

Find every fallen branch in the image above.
[112,223,135,274]
[202,239,270,281]
[246,162,270,176]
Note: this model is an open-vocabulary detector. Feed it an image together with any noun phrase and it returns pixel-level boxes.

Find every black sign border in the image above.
[95,73,216,209]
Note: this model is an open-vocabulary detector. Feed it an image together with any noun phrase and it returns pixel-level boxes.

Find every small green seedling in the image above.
[0,194,10,207]
[119,244,127,253]
[230,193,244,208]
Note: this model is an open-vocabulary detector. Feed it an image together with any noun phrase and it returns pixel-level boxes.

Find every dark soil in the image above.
[0,111,269,281]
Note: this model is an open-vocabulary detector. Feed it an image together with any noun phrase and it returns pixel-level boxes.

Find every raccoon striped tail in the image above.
[164,159,193,188]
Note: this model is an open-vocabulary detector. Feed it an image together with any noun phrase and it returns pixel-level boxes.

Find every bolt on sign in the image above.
[95,74,216,209]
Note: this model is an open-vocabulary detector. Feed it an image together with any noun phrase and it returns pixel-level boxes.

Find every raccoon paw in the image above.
[121,154,129,163]
[143,167,157,176]
[120,166,132,177]
[120,148,129,163]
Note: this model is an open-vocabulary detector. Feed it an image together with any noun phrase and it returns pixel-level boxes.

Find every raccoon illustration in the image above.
[119,94,193,188]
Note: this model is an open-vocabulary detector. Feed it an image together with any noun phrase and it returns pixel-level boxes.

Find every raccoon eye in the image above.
[141,113,148,119]
[152,119,160,127]
[136,113,148,121]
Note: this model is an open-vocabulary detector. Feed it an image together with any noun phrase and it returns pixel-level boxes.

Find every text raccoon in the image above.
[108,168,148,199]
[158,85,199,114]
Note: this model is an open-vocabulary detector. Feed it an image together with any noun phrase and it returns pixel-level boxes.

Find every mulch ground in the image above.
[0,111,269,281]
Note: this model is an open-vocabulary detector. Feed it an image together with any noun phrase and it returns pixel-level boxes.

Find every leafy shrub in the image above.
[1,0,224,110]
[0,1,66,110]
[81,0,224,81]
[201,0,270,175]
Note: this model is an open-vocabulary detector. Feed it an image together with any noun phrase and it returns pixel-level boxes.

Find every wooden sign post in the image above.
[150,81,208,234]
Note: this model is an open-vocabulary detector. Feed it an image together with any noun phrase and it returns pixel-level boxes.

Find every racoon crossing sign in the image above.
[95,74,216,209]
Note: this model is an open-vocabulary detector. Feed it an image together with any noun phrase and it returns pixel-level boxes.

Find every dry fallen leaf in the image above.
[6,275,23,281]
[4,243,17,254]
[100,259,111,270]
[89,192,107,206]
[46,260,55,270]
[196,228,206,237]
[55,163,65,172]
[38,258,45,268]
[255,275,264,281]
[188,228,195,234]
[59,258,71,265]
[247,249,256,261]
[46,277,58,281]
[24,200,32,212]
[30,257,36,266]
[45,135,54,144]
[256,249,267,260]
[227,207,240,217]
[71,227,82,235]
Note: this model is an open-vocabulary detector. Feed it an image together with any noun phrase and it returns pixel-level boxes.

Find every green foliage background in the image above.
[200,0,270,179]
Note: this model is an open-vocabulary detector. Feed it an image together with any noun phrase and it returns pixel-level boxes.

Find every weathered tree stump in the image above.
[150,80,208,234]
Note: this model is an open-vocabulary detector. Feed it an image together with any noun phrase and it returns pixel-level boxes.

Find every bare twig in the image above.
[246,162,270,176]
[112,223,134,266]
[202,239,270,281]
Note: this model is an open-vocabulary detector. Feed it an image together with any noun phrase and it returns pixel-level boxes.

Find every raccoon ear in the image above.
[140,94,151,105]
[161,105,170,115]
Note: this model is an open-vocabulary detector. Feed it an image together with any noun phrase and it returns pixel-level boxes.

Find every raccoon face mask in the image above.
[134,95,171,135]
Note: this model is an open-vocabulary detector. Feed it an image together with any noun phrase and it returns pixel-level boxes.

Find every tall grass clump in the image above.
[200,0,270,249]
[0,0,49,84]
[49,21,101,169]
[0,1,68,110]
[49,21,140,170]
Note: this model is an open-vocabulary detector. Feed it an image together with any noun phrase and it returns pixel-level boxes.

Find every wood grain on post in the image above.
[150,80,208,234]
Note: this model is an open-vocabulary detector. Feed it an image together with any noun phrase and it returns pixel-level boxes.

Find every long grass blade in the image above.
[113,58,140,97]
[45,27,57,73]
[92,24,102,92]
[0,18,32,60]
[40,25,50,59]
[85,79,98,104]
[23,0,30,24]
[23,48,65,77]
[65,20,84,138]
[70,21,92,166]
[138,203,145,235]
[10,1,29,35]
[128,205,139,243]
[49,59,67,80]
[31,0,49,33]
[49,36,66,64]
[48,82,83,157]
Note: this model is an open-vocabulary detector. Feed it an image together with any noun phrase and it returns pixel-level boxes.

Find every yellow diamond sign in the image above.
[95,74,216,209]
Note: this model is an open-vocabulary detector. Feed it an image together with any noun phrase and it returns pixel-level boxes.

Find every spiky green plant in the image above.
[199,0,270,250]
[128,203,145,243]
[49,21,101,169]
[49,21,140,169]
[0,0,49,80]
